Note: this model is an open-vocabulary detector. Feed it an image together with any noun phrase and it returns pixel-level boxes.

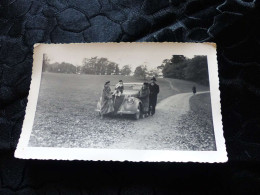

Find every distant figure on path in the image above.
[100,81,114,119]
[149,77,160,116]
[192,85,197,95]
[138,82,150,115]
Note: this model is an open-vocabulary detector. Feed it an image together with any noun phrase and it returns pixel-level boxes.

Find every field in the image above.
[29,72,214,150]
[177,93,216,150]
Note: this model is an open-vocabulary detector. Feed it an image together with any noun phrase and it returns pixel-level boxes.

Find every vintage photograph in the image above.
[15,43,227,162]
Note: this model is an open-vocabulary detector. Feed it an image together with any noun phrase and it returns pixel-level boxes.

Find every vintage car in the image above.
[96,83,147,120]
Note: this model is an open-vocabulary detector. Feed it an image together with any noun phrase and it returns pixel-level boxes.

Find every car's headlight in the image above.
[127,97,135,104]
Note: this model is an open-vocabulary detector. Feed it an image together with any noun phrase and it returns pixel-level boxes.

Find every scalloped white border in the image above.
[15,42,227,162]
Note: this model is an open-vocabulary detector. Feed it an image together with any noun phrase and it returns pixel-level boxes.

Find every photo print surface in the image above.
[15,43,227,162]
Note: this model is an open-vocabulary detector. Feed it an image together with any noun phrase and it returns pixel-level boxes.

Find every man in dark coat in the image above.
[149,77,159,115]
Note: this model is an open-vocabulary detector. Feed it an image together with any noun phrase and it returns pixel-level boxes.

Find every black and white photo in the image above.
[15,43,227,162]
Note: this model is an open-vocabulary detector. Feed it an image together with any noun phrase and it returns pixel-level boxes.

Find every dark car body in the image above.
[96,83,144,119]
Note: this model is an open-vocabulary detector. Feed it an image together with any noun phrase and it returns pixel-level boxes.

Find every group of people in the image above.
[137,77,160,116]
[100,77,160,119]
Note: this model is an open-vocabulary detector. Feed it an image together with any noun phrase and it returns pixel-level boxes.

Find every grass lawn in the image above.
[190,93,213,124]
[29,72,210,148]
[177,93,216,150]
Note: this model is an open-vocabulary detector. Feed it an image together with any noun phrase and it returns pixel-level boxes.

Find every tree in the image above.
[98,57,109,75]
[106,62,116,75]
[134,65,147,80]
[58,62,76,74]
[46,62,59,72]
[148,68,160,77]
[81,57,95,74]
[120,65,132,76]
[161,55,189,79]
[115,64,120,75]
[184,55,209,85]
[76,65,81,74]
[45,62,76,74]
[172,55,187,64]
[159,55,209,86]
[42,53,50,72]
[81,57,118,75]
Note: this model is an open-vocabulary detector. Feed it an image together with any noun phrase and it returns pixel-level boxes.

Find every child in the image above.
[114,80,124,97]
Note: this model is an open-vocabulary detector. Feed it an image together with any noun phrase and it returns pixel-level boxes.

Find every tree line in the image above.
[126,55,209,86]
[42,55,133,76]
[81,57,132,76]
[133,65,161,80]
[157,55,209,85]
[42,54,209,86]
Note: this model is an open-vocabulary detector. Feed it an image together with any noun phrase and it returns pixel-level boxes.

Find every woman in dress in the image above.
[100,81,114,119]
[138,82,150,115]
[113,80,124,113]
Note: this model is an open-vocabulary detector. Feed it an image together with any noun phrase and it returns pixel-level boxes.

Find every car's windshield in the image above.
[124,84,142,91]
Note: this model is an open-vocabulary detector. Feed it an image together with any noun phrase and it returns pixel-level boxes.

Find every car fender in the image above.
[118,97,140,113]
[133,97,142,109]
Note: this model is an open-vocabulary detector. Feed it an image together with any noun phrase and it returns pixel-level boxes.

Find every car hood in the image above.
[123,90,139,96]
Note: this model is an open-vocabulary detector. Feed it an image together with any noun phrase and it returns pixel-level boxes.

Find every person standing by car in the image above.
[149,77,159,116]
[100,81,114,119]
[113,80,124,113]
[138,82,150,115]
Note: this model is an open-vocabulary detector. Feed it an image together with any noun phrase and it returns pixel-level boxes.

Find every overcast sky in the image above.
[45,43,195,70]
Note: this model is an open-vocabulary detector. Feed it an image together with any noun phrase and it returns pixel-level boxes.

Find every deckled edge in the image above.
[214,42,228,162]
[211,42,228,162]
[15,43,43,159]
[14,42,228,163]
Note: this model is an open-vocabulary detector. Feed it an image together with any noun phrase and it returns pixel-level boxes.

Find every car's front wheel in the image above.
[134,105,141,120]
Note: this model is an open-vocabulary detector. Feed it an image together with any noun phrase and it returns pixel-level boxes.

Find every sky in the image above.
[44,43,195,70]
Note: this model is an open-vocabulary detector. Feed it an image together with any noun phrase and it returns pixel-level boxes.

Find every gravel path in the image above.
[109,91,209,150]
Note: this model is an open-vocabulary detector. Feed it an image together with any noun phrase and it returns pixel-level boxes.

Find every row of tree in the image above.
[157,55,209,85]
[42,55,133,76]
[133,65,161,80]
[81,57,132,76]
[42,54,209,86]
[43,54,75,73]
[43,62,77,74]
